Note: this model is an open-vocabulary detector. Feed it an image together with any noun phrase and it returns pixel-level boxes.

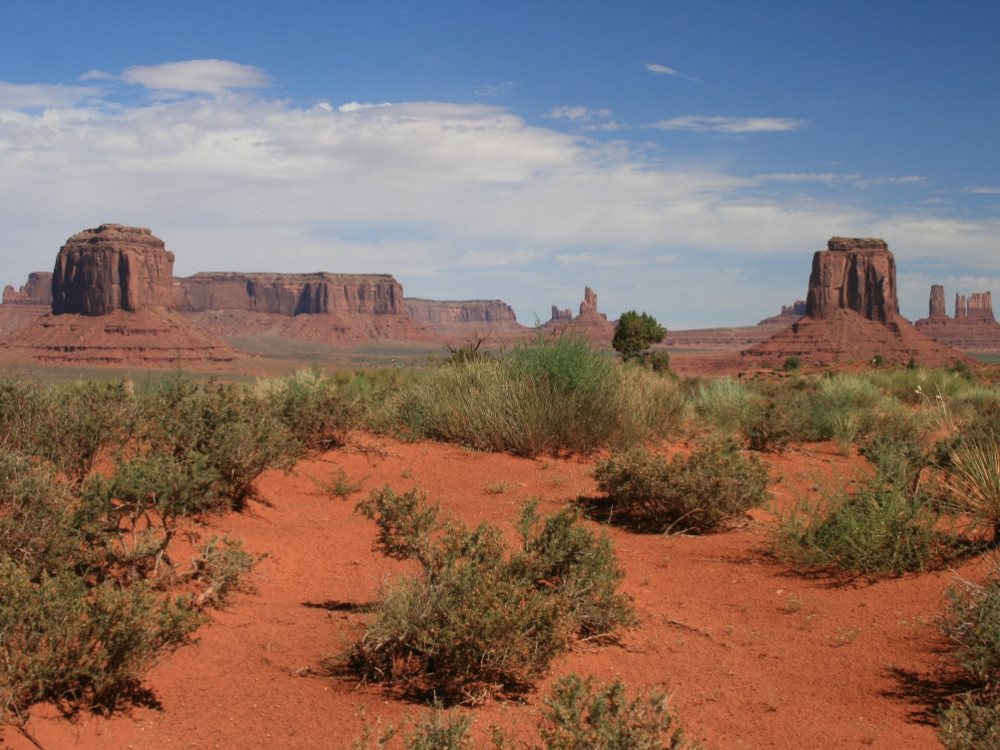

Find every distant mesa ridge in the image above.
[913,284,1000,350]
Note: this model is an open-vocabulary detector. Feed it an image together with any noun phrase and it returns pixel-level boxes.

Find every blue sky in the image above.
[1,1,998,328]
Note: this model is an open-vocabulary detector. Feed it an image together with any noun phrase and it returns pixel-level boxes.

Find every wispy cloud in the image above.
[122,60,270,94]
[542,105,621,130]
[645,63,699,82]
[652,116,805,133]
[969,186,1000,194]
[0,81,100,108]
[474,81,518,97]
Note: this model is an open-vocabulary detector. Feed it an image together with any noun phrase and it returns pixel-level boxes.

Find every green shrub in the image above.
[367,332,673,458]
[690,378,748,433]
[782,356,801,372]
[535,673,699,750]
[0,559,203,721]
[347,488,632,703]
[593,437,771,534]
[612,311,666,362]
[774,454,957,578]
[260,367,363,451]
[136,374,298,509]
[938,560,1000,748]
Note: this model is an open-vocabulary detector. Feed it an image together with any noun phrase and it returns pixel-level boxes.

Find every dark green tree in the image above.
[612,311,666,362]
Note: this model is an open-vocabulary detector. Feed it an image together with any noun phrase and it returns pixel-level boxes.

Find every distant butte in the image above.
[741,237,972,368]
[2,224,240,367]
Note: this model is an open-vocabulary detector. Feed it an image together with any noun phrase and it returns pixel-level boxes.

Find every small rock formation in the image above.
[742,238,971,368]
[3,272,53,307]
[543,287,614,342]
[52,224,177,315]
[0,272,53,336]
[915,286,1000,351]
[550,306,572,322]
[2,225,240,367]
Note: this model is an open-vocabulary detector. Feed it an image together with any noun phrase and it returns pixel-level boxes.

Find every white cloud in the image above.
[0,81,100,108]
[652,116,806,133]
[122,60,269,94]
[969,186,1000,194]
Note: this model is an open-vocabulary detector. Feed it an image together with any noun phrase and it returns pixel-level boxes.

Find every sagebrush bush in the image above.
[938,559,1000,748]
[947,438,1000,540]
[534,673,699,750]
[774,445,959,578]
[258,367,363,450]
[347,487,632,703]
[0,558,203,721]
[593,437,771,534]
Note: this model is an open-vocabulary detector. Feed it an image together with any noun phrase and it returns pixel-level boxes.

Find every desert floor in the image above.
[2,429,986,750]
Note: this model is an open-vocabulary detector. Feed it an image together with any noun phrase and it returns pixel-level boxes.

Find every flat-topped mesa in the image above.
[805,237,898,323]
[404,299,517,325]
[52,224,176,315]
[550,306,572,322]
[175,272,405,317]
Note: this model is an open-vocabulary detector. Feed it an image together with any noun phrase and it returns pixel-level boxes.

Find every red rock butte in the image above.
[2,224,240,367]
[741,237,972,368]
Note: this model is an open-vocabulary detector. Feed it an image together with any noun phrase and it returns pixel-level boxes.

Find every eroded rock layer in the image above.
[403,298,524,336]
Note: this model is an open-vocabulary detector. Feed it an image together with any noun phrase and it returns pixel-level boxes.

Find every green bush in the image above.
[0,559,203,721]
[593,437,771,534]
[774,451,957,578]
[938,560,1000,748]
[366,332,676,458]
[347,488,632,703]
[136,374,298,510]
[612,311,666,362]
[947,437,1000,540]
[259,367,363,451]
[534,673,699,750]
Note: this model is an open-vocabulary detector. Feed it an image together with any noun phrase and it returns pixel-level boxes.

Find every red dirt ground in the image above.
[3,434,988,750]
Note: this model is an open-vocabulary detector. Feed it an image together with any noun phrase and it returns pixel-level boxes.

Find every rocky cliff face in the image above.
[805,237,898,323]
[543,287,614,342]
[52,225,177,315]
[176,272,405,317]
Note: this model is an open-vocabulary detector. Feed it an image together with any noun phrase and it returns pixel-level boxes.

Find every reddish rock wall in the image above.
[915,286,1000,351]
[175,272,405,317]
[3,272,53,307]
[805,237,897,323]
[52,225,176,315]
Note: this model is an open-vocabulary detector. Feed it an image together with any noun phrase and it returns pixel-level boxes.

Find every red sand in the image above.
[3,435,983,749]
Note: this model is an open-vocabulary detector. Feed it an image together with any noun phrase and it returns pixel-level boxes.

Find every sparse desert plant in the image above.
[947,438,1000,541]
[593,436,771,534]
[347,487,632,703]
[260,367,363,450]
[0,558,203,723]
[774,450,958,578]
[937,558,1000,748]
[319,467,366,498]
[534,673,700,750]
[190,536,259,608]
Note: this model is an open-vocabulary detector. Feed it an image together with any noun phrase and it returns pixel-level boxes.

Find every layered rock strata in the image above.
[0,272,52,336]
[403,298,525,337]
[742,238,971,368]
